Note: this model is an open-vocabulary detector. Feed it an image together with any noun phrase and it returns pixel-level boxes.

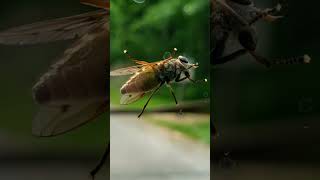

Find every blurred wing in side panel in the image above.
[81,0,110,9]
[215,0,248,26]
[0,10,107,45]
[32,100,107,137]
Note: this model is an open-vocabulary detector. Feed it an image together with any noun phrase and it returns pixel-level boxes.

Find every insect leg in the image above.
[90,143,110,179]
[184,71,198,84]
[138,82,164,118]
[211,29,229,65]
[249,3,284,25]
[175,73,188,82]
[249,51,271,67]
[237,28,272,67]
[249,51,310,67]
[166,83,178,104]
[213,49,248,65]
[272,54,311,65]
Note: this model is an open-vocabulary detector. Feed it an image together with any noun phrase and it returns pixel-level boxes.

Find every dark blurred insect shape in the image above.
[0,0,109,179]
[111,48,204,118]
[211,0,311,67]
[219,152,238,169]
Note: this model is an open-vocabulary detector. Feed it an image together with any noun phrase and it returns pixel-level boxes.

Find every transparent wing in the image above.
[0,10,107,45]
[110,65,142,76]
[133,60,153,65]
[81,0,109,9]
[120,92,146,105]
[32,99,107,137]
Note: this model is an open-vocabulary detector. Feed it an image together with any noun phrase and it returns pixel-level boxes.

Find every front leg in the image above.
[238,27,271,67]
[249,2,284,25]
[175,73,188,82]
[166,83,178,105]
[213,49,248,65]
[90,143,109,179]
[184,71,197,83]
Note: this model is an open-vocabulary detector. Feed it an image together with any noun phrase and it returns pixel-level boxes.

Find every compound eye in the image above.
[178,56,188,63]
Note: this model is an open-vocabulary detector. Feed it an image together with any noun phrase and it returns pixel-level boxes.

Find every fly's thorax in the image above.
[157,60,179,82]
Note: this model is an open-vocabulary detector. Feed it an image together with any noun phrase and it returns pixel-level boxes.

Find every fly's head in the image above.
[177,56,199,71]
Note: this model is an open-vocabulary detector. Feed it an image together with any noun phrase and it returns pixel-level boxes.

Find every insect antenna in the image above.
[172,48,178,57]
[123,49,143,63]
[123,49,134,60]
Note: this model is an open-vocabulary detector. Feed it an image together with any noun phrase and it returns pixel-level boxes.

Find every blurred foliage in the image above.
[149,116,210,144]
[110,0,210,103]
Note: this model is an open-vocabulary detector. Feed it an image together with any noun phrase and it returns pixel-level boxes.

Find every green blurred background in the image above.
[110,0,210,109]
[110,1,210,179]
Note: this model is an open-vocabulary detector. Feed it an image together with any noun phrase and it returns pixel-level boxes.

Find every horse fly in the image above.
[111,49,203,118]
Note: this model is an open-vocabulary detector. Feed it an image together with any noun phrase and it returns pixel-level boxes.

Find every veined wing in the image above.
[0,10,107,45]
[31,14,109,137]
[120,92,146,105]
[133,60,154,65]
[111,57,174,76]
[81,0,109,9]
[32,99,107,137]
[110,65,143,76]
[215,0,248,26]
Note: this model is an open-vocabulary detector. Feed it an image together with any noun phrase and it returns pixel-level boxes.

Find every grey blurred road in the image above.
[110,114,210,180]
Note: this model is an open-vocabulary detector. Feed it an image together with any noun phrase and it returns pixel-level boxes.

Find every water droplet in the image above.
[133,0,145,3]
[163,52,172,59]
[303,123,310,129]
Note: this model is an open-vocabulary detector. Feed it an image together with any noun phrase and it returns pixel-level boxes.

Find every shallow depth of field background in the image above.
[110,0,210,180]
[212,0,320,180]
[110,0,210,107]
